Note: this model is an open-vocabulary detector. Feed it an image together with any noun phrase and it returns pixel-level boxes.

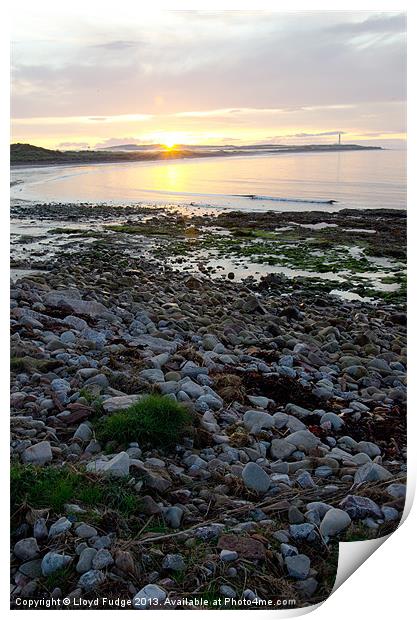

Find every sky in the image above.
[11,10,406,149]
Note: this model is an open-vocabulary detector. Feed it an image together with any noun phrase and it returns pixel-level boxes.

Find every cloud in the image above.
[57,141,90,149]
[285,131,347,138]
[10,11,406,146]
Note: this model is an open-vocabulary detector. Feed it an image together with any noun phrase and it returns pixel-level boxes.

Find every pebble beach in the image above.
[10,199,406,609]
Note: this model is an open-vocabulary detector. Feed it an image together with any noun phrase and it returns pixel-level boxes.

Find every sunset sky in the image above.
[11,10,406,149]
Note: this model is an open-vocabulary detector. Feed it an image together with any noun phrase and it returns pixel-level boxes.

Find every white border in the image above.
[2,2,414,619]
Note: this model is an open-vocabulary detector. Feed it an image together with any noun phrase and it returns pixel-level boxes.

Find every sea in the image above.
[10,148,406,213]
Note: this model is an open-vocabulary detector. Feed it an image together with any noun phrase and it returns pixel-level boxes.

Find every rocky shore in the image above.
[10,203,406,609]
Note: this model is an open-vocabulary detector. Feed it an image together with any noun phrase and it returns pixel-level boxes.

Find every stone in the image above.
[296,471,316,489]
[339,495,383,519]
[281,543,298,557]
[181,361,208,378]
[288,507,304,524]
[220,549,238,562]
[133,584,167,609]
[354,463,392,484]
[22,441,52,465]
[382,506,399,521]
[33,518,48,540]
[41,552,72,576]
[285,554,311,580]
[44,291,115,322]
[243,410,274,431]
[76,548,97,573]
[195,524,224,541]
[270,438,296,460]
[218,534,266,560]
[73,423,93,442]
[49,517,72,537]
[90,535,112,550]
[14,538,39,561]
[247,396,270,409]
[220,585,237,598]
[75,523,98,539]
[289,524,316,541]
[286,430,321,451]
[102,395,142,413]
[139,368,165,383]
[163,506,184,528]
[162,553,186,571]
[356,441,381,458]
[19,559,42,579]
[387,483,406,499]
[320,412,344,431]
[285,403,312,419]
[141,495,161,516]
[87,452,130,478]
[78,569,105,591]
[315,465,333,478]
[92,549,114,570]
[114,549,135,573]
[320,508,351,538]
[84,373,109,389]
[305,502,332,518]
[242,462,270,494]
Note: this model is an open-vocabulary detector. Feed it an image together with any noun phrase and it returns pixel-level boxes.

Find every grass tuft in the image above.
[10,464,140,517]
[95,394,192,448]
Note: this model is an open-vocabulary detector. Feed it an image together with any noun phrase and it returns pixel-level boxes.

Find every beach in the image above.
[10,186,406,608]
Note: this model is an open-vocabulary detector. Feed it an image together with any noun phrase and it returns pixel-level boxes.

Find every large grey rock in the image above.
[289,524,316,541]
[387,483,406,499]
[320,412,344,431]
[73,423,93,442]
[92,549,113,570]
[139,368,165,383]
[162,553,186,571]
[286,430,321,451]
[242,462,271,494]
[133,584,167,609]
[320,508,351,538]
[354,463,392,484]
[22,441,52,465]
[78,569,105,591]
[41,552,72,576]
[339,495,383,519]
[270,438,296,461]
[285,554,311,579]
[49,517,72,537]
[75,523,98,539]
[355,441,381,458]
[76,548,97,574]
[163,506,184,529]
[285,404,312,419]
[243,410,274,431]
[14,538,39,561]
[102,395,142,413]
[44,291,116,322]
[86,452,130,478]
[181,361,208,378]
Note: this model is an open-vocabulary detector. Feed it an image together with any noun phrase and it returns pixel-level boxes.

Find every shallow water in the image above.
[10,149,406,213]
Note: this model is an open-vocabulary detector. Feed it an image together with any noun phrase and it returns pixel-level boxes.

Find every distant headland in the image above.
[10,142,382,167]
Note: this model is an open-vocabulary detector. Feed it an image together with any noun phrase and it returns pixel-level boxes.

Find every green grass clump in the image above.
[10,464,140,517]
[95,394,191,448]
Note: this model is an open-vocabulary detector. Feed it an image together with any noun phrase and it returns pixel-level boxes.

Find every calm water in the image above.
[10,149,406,212]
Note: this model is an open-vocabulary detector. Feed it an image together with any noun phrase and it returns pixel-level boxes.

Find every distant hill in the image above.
[10,143,197,165]
[11,142,382,166]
